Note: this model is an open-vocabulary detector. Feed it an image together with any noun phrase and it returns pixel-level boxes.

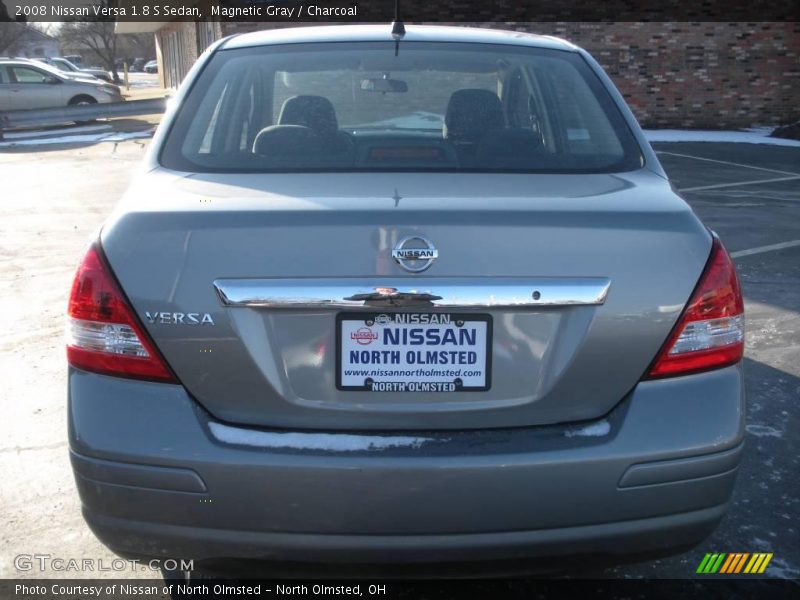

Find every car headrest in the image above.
[278,95,339,135]
[444,89,505,141]
[252,125,322,156]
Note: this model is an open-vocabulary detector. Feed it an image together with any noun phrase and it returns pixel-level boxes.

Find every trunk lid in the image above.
[101,169,710,430]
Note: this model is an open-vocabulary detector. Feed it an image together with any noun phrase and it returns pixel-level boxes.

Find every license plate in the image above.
[336,313,491,392]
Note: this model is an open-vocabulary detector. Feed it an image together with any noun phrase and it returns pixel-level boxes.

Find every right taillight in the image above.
[645,237,744,379]
[67,243,176,383]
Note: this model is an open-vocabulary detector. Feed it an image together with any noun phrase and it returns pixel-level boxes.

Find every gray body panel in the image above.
[98,25,695,431]
[102,170,710,430]
[69,364,744,560]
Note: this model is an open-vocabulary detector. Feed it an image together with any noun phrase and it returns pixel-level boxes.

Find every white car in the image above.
[0,59,122,111]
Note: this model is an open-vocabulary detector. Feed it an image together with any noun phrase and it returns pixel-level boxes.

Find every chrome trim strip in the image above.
[213,278,610,309]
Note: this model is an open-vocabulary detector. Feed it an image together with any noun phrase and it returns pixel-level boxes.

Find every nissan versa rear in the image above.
[67,25,745,572]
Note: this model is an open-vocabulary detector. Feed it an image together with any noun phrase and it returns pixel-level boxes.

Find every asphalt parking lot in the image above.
[0,137,797,582]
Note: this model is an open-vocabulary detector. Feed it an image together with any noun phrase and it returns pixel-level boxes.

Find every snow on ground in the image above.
[2,124,112,140]
[357,110,443,130]
[746,424,784,438]
[124,73,159,88]
[644,127,800,147]
[0,130,152,148]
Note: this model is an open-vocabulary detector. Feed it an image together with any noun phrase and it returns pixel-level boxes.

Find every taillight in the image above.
[67,243,176,383]
[645,237,744,379]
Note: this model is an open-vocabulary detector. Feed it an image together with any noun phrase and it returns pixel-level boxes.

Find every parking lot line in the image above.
[678,175,800,193]
[657,151,800,177]
[730,239,800,258]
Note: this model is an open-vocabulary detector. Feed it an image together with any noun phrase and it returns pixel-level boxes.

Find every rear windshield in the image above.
[160,42,643,173]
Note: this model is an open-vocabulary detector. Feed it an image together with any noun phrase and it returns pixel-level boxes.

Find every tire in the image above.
[68,95,98,125]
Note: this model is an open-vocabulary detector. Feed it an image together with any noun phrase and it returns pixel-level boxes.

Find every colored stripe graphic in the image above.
[720,553,737,574]
[698,553,727,573]
[698,552,772,574]
[733,553,750,573]
[710,553,726,573]
[696,553,714,574]
[744,554,760,573]
[759,553,773,573]
[745,553,774,574]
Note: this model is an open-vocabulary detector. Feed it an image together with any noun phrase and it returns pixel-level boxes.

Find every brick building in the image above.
[116,20,800,129]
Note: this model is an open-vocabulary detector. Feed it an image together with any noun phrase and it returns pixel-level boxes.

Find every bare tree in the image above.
[116,32,156,64]
[0,22,31,55]
[59,1,120,81]
[0,1,30,56]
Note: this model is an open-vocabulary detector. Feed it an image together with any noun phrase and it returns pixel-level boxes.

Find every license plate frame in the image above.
[336,312,492,392]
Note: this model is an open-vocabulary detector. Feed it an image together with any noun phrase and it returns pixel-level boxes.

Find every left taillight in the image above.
[67,243,176,383]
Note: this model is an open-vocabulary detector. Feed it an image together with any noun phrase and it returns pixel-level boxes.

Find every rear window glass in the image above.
[161,42,643,173]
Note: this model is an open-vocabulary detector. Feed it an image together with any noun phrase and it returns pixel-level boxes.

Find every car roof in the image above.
[0,58,62,72]
[0,59,45,67]
[221,24,578,52]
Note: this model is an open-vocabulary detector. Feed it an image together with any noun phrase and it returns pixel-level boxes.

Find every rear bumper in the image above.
[69,364,745,564]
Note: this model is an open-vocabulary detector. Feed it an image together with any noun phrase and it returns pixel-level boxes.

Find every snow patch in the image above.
[746,424,783,438]
[0,130,152,148]
[564,419,611,438]
[645,128,800,147]
[208,422,438,451]
[2,124,112,140]
[353,110,443,130]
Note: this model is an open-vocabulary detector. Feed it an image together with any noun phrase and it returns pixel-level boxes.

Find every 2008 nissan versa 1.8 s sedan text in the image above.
[67,25,745,574]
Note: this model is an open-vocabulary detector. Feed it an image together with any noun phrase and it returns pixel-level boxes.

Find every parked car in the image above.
[67,25,745,576]
[0,59,122,111]
[34,56,113,83]
[143,59,158,74]
[130,58,147,72]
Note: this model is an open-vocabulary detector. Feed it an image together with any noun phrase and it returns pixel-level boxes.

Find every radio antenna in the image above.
[391,0,405,38]
[391,0,405,56]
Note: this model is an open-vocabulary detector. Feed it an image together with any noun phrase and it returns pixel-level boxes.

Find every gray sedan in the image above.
[0,60,122,111]
[67,25,745,576]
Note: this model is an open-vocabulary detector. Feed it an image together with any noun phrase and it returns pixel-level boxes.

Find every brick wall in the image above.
[221,21,800,128]
[493,22,800,128]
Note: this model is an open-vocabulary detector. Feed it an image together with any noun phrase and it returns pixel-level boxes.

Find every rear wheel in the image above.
[68,95,98,124]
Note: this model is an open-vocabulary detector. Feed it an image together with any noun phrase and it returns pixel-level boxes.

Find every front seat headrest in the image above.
[252,125,322,156]
[278,95,339,136]
[444,89,505,141]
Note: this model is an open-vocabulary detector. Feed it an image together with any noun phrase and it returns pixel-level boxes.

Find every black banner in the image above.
[2,578,800,600]
[1,0,799,23]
